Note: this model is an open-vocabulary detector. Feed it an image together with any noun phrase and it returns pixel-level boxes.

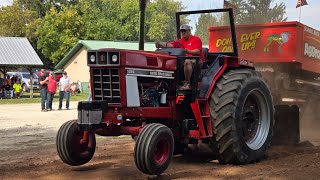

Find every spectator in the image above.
[47,72,57,111]
[39,69,49,112]
[13,80,22,99]
[4,75,13,98]
[70,83,77,96]
[11,75,17,85]
[4,75,11,86]
[0,77,3,98]
[88,80,91,102]
[58,71,72,110]
[77,80,82,93]
[0,76,3,87]
[2,81,13,99]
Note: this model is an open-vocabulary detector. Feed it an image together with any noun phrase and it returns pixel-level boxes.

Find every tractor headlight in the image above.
[112,55,118,63]
[90,55,96,63]
[108,52,120,65]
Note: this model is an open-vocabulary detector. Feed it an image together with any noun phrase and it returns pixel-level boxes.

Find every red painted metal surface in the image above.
[120,126,142,136]
[120,107,173,119]
[119,67,127,107]
[190,99,214,138]
[80,131,89,144]
[208,21,320,73]
[119,50,177,71]
[73,129,92,153]
[175,95,185,104]
[190,100,206,137]
[154,138,170,165]
[205,57,228,99]
[189,130,200,139]
[102,107,173,125]
[198,99,213,137]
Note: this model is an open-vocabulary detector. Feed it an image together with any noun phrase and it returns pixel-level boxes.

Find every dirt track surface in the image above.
[1,103,320,180]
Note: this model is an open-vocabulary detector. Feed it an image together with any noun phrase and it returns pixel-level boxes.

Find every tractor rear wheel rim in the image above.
[241,89,270,150]
[154,137,170,165]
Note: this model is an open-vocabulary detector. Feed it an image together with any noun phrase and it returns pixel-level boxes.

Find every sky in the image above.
[0,0,319,29]
[174,0,320,29]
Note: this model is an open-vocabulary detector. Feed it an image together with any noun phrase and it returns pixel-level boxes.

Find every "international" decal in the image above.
[304,43,320,60]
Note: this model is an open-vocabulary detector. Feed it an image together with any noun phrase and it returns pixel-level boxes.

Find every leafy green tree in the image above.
[195,14,217,45]
[225,0,287,24]
[15,0,78,18]
[4,0,185,65]
[35,0,185,64]
[146,0,184,41]
[0,4,35,37]
[241,0,287,24]
[37,5,85,64]
[81,0,123,40]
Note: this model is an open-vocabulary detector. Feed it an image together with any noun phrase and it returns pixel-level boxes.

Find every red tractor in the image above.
[56,8,274,175]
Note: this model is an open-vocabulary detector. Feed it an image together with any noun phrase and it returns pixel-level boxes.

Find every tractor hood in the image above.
[87,48,177,71]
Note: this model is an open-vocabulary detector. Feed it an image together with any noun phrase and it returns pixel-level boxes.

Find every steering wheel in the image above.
[165,41,185,49]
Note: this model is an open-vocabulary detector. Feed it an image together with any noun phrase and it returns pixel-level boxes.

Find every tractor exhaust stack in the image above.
[138,0,147,50]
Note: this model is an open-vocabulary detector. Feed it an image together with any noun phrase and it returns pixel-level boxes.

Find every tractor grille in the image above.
[92,68,120,103]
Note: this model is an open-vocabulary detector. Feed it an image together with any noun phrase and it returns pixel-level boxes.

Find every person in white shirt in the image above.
[58,71,72,110]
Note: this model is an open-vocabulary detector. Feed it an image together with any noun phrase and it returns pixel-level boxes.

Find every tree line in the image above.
[0,0,286,68]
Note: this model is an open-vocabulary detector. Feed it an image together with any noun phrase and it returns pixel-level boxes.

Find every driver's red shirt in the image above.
[171,35,205,61]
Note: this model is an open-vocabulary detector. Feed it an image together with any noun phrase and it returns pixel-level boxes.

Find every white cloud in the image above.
[282,0,320,29]
[0,0,12,7]
[178,0,320,29]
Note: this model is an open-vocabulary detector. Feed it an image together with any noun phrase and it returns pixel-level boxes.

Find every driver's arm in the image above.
[185,49,200,56]
[155,41,174,48]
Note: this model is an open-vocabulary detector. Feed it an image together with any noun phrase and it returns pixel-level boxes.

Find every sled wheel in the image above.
[56,120,96,166]
[134,123,174,175]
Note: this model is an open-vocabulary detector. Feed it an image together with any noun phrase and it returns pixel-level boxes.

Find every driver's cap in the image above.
[180,24,191,31]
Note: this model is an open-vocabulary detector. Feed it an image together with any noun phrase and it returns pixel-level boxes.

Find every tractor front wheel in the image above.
[56,120,96,166]
[134,123,174,175]
[209,69,273,164]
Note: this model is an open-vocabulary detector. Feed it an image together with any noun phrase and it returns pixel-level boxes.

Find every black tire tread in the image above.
[134,123,174,175]
[209,69,273,164]
[56,120,95,166]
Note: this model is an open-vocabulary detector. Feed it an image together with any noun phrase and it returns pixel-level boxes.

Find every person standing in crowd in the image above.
[4,75,13,98]
[11,75,17,85]
[0,76,4,98]
[47,72,57,111]
[39,69,48,112]
[58,71,72,110]
[2,81,13,98]
[88,79,91,102]
[13,79,22,98]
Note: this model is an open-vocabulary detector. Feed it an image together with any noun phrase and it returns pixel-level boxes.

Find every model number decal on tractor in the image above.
[126,68,174,79]
[239,59,254,67]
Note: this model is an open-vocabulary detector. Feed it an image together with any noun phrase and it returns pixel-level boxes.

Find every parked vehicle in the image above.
[6,72,39,92]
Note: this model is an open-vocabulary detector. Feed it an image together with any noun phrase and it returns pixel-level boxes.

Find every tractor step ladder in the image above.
[190,99,213,138]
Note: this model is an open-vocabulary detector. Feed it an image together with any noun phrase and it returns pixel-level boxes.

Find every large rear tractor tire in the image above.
[56,120,96,166]
[134,123,174,175]
[209,69,273,164]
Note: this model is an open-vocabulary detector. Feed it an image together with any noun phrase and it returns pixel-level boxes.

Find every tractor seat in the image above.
[202,48,209,69]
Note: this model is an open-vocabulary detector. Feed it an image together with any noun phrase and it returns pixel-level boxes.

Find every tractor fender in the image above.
[199,56,255,99]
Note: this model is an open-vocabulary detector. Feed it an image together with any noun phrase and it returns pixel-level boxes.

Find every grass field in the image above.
[0,91,89,104]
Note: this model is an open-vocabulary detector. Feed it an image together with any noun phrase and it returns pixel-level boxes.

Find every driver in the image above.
[155,24,204,90]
